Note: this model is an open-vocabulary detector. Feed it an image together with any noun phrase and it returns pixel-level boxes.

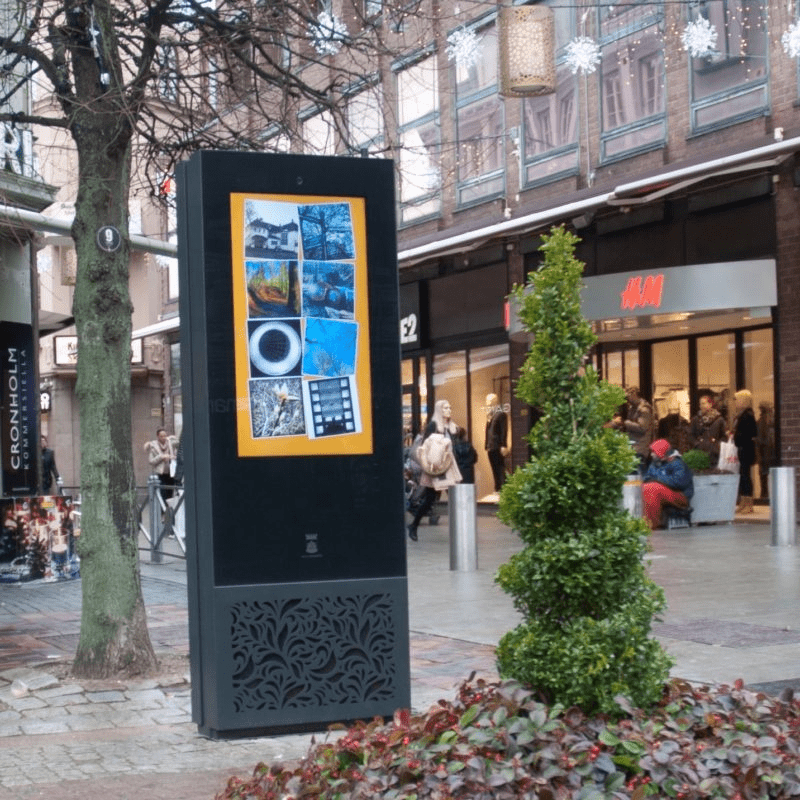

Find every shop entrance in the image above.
[403,342,510,500]
[597,326,774,502]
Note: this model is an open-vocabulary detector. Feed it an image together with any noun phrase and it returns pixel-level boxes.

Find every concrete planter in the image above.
[690,473,739,523]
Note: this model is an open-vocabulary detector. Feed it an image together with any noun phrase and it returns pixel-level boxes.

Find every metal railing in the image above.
[60,477,186,562]
[141,475,186,562]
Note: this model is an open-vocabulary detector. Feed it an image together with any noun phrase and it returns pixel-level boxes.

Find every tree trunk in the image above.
[69,103,157,679]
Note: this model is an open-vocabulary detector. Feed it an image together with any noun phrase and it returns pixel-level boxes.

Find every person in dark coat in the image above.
[612,387,654,473]
[452,427,478,485]
[756,401,774,500]
[657,397,691,454]
[40,436,60,495]
[690,390,727,466]
[732,389,757,513]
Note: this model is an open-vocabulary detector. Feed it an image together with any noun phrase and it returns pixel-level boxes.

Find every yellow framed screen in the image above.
[231,193,373,456]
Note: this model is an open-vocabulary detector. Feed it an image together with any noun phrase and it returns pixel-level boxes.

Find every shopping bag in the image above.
[718,438,740,473]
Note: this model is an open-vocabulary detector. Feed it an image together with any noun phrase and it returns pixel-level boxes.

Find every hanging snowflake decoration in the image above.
[782,20,800,59]
[310,11,347,56]
[446,27,482,70]
[681,17,718,59]
[565,36,601,75]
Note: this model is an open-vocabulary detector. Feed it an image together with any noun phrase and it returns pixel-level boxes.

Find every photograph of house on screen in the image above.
[231,195,373,457]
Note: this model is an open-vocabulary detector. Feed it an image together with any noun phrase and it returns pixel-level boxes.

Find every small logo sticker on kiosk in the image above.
[304,533,321,557]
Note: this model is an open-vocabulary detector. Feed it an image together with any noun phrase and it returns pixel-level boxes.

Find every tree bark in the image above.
[69,79,157,679]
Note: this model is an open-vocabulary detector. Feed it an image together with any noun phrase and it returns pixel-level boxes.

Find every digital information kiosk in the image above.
[177,151,409,738]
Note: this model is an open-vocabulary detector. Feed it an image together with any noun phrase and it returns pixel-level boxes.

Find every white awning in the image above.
[131,317,180,339]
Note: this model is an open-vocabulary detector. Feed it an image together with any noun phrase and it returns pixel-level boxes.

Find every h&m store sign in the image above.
[580,259,777,321]
[507,259,777,343]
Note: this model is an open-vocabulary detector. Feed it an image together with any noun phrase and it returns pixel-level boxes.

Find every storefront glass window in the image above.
[401,356,428,438]
[432,351,467,435]
[401,358,414,441]
[744,328,774,500]
[604,349,622,386]
[601,346,638,390]
[743,328,773,416]
[469,344,510,500]
[652,340,690,426]
[696,333,735,425]
[418,359,428,424]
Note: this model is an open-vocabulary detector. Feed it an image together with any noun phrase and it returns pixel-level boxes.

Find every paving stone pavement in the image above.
[1,507,798,798]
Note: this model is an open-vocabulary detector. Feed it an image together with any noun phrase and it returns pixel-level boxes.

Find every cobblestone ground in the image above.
[0,555,500,799]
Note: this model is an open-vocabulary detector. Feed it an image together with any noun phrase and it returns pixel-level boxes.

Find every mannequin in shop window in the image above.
[484,393,508,495]
[690,390,727,467]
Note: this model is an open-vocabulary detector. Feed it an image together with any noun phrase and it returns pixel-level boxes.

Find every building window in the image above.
[599,0,666,163]
[603,69,624,129]
[302,109,336,155]
[345,83,384,155]
[688,0,768,133]
[454,20,504,206]
[396,53,440,226]
[156,44,179,102]
[522,4,578,187]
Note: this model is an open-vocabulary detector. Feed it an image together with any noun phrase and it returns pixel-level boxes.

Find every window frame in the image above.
[520,2,579,189]
[686,0,770,136]
[451,14,506,208]
[597,0,667,165]
[394,49,442,227]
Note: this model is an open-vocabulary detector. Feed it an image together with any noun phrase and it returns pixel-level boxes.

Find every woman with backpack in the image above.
[407,399,462,541]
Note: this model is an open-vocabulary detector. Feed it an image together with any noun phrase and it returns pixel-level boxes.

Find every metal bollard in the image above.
[770,467,797,547]
[621,474,643,518]
[148,474,163,563]
[449,483,477,571]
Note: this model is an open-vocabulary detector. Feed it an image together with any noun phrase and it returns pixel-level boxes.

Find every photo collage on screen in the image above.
[242,199,362,440]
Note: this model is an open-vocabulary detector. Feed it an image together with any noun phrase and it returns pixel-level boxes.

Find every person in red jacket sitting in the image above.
[641,438,694,530]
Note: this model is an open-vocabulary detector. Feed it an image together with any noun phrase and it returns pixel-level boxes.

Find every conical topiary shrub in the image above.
[496,226,673,716]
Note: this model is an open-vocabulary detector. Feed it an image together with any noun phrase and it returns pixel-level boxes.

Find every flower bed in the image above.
[217,676,800,799]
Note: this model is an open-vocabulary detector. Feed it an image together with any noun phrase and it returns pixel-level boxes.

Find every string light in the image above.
[782,20,800,57]
[565,35,602,74]
[681,17,718,58]
[310,11,347,56]
[446,26,482,69]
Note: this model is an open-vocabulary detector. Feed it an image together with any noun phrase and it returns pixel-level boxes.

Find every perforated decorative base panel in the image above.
[193,577,410,737]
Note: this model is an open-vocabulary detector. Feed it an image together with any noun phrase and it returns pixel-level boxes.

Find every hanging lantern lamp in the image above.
[498,5,556,97]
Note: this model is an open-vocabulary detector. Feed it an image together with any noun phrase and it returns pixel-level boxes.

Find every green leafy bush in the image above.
[496,226,673,716]
[218,676,800,800]
[683,449,712,472]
